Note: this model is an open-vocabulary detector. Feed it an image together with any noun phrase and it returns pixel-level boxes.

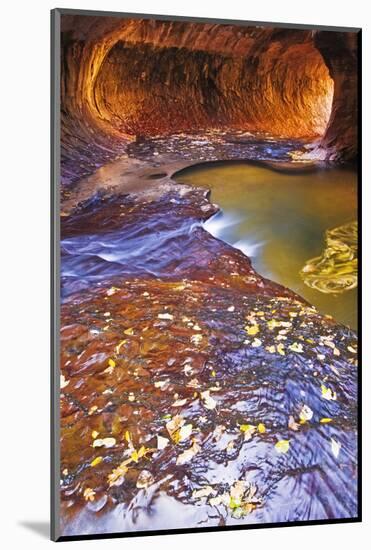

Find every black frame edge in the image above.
[55,6,361,33]
[51,7,61,543]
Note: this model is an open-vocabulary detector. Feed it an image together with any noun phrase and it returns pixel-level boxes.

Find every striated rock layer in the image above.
[59,16,358,184]
[58,15,359,535]
[60,183,358,535]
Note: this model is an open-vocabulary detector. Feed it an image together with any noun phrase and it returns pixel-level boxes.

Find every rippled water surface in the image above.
[175,162,357,329]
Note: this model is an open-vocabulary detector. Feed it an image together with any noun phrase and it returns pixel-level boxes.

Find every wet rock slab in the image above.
[60,187,358,535]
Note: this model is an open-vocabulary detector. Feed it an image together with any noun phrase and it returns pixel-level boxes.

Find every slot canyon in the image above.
[57,14,359,538]
[60,16,358,186]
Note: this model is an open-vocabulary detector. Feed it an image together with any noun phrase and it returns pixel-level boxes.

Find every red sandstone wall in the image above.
[60,15,358,170]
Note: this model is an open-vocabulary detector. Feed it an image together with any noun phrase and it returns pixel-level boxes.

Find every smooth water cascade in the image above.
[175,162,357,329]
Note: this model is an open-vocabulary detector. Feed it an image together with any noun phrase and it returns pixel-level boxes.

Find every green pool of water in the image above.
[175,162,358,330]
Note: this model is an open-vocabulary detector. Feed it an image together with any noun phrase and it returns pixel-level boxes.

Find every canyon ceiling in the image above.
[60,16,358,185]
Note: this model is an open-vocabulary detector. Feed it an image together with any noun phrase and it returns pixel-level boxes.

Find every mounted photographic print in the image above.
[51,8,361,541]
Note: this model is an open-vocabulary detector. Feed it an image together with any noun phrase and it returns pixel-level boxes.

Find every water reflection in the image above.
[175,162,357,329]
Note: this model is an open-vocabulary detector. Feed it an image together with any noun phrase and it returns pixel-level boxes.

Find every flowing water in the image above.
[60,155,358,533]
[174,162,358,329]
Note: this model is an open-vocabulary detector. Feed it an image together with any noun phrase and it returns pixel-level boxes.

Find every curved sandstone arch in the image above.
[59,16,358,184]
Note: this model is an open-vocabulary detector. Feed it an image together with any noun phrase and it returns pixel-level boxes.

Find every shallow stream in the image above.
[175,162,357,329]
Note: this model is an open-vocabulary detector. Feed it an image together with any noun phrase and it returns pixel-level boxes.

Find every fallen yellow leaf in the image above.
[276,343,285,356]
[288,342,304,353]
[131,450,139,462]
[91,456,103,467]
[321,384,337,401]
[115,340,126,354]
[83,487,96,501]
[240,424,256,441]
[275,439,290,454]
[107,463,128,487]
[246,325,260,336]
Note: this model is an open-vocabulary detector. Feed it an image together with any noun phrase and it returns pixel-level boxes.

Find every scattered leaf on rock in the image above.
[136,470,154,489]
[93,437,116,449]
[275,439,290,454]
[246,325,260,336]
[240,424,256,441]
[157,435,169,450]
[299,404,313,422]
[200,390,217,410]
[288,342,304,353]
[251,338,262,348]
[321,384,337,401]
[60,375,70,389]
[107,463,129,487]
[172,398,187,407]
[191,334,203,345]
[158,313,174,320]
[331,437,341,458]
[166,414,186,442]
[83,488,96,501]
[90,456,103,467]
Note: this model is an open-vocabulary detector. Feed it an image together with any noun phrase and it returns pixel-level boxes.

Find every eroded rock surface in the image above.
[57,14,359,537]
[60,182,358,536]
[59,15,358,185]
